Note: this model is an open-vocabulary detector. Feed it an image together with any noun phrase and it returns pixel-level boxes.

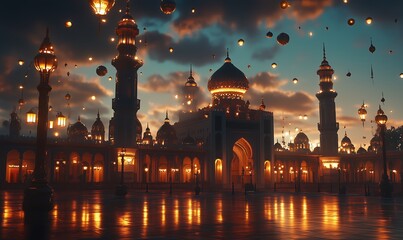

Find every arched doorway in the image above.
[231,138,253,186]
[6,150,20,183]
[183,157,192,183]
[264,160,271,185]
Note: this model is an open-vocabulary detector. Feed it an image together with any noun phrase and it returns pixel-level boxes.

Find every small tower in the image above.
[316,44,339,155]
[9,110,21,138]
[182,65,199,112]
[91,111,105,144]
[142,123,153,146]
[111,2,143,147]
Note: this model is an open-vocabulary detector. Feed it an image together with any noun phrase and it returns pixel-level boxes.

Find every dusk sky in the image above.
[0,0,402,150]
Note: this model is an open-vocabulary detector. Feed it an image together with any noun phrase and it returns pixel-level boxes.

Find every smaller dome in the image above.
[91,112,105,134]
[274,140,283,151]
[68,116,88,142]
[156,112,177,146]
[259,99,266,110]
[357,146,367,154]
[341,132,352,145]
[294,131,309,145]
[185,65,197,87]
[183,134,196,145]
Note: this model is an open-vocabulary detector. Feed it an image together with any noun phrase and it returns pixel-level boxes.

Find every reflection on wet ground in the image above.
[1,189,402,239]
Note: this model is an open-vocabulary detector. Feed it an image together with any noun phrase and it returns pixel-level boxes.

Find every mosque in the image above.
[1,5,402,193]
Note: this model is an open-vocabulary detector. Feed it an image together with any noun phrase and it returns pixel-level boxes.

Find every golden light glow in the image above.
[347,18,355,26]
[366,17,373,25]
[89,0,115,16]
[110,37,115,42]
[54,132,59,137]
[88,57,93,61]
[91,95,96,101]
[57,112,66,127]
[400,73,403,79]
[18,59,24,66]
[238,39,245,46]
[27,110,36,123]
[49,120,54,129]
[271,62,277,69]
[169,47,174,53]
[65,21,72,28]
[210,88,247,94]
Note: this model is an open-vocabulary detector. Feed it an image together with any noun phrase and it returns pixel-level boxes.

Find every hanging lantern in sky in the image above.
[400,73,403,79]
[238,39,245,46]
[18,59,24,66]
[89,0,115,16]
[369,38,376,53]
[96,65,108,76]
[276,32,290,45]
[65,21,72,28]
[347,18,355,26]
[271,63,277,69]
[365,17,373,25]
[65,93,71,101]
[108,76,112,81]
[346,71,351,77]
[358,102,367,127]
[292,78,298,84]
[191,8,196,13]
[280,1,289,9]
[160,0,176,15]
[266,31,273,38]
[169,47,174,53]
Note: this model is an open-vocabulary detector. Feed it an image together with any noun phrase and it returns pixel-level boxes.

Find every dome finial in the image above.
[126,0,130,14]
[345,131,347,137]
[225,48,231,62]
[322,43,326,60]
[165,110,169,122]
[190,64,193,76]
[78,115,81,122]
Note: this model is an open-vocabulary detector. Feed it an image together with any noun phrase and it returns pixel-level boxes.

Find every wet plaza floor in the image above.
[1,188,403,239]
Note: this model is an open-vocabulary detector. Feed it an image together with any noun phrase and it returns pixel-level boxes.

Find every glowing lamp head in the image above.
[375,105,388,126]
[26,109,37,123]
[34,29,57,73]
[56,112,66,127]
[89,0,115,16]
[358,105,367,121]
[366,17,373,25]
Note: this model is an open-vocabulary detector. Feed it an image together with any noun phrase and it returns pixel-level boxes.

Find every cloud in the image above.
[252,45,280,61]
[140,31,225,66]
[245,72,316,114]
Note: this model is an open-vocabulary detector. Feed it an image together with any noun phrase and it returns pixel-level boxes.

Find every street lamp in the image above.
[23,29,58,213]
[115,148,127,196]
[375,105,393,197]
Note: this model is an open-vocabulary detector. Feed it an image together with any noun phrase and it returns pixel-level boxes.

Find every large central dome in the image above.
[208,53,249,100]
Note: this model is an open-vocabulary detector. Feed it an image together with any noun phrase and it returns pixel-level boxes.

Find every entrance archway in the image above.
[231,138,253,186]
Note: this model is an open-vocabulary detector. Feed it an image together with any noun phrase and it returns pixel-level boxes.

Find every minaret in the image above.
[316,44,339,155]
[111,2,143,147]
[183,64,198,112]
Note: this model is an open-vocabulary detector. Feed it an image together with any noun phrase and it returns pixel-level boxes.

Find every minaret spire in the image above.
[316,45,339,156]
[190,64,193,76]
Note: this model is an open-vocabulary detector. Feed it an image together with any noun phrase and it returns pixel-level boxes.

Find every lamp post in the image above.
[23,29,58,213]
[375,105,393,197]
[115,148,127,196]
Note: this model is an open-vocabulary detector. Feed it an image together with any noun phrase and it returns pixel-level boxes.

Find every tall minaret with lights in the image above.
[111,2,143,147]
[316,45,339,155]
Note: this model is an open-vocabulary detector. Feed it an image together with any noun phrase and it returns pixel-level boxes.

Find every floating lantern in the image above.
[160,0,176,14]
[292,78,298,84]
[96,65,108,76]
[280,1,289,9]
[169,47,174,53]
[65,21,72,28]
[18,59,24,66]
[366,17,373,25]
[276,32,290,45]
[238,39,245,46]
[266,31,273,38]
[347,18,355,26]
[271,63,277,69]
